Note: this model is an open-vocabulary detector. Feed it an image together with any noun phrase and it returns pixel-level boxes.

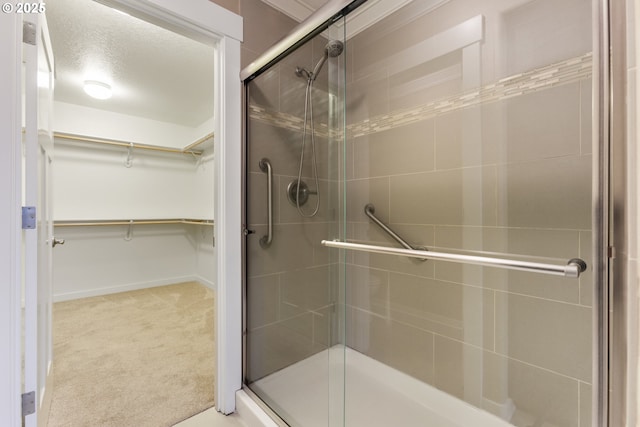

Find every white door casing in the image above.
[23,8,55,427]
[93,2,243,414]
[0,10,24,427]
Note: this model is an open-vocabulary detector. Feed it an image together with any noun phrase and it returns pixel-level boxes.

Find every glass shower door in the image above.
[244,0,600,426]
[244,17,347,427]
[340,1,594,426]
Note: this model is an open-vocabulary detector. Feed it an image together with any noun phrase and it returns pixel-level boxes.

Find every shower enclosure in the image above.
[242,0,606,426]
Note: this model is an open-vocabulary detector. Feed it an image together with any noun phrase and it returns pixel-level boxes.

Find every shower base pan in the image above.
[251,346,512,427]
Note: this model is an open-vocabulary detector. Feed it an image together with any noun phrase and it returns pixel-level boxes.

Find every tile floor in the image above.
[175,408,247,427]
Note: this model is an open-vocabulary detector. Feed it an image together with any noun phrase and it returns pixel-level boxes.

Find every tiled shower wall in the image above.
[245,35,342,382]
[343,0,593,426]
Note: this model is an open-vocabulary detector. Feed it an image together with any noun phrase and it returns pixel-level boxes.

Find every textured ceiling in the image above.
[46,0,215,127]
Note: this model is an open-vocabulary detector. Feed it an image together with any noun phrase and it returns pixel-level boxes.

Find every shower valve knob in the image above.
[243,228,255,236]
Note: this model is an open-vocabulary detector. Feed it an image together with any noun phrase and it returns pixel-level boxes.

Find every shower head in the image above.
[325,39,344,58]
[310,40,344,81]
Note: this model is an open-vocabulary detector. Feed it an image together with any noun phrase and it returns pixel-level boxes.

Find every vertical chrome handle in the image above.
[259,158,273,248]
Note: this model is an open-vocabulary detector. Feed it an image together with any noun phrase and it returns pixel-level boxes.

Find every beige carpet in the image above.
[48,282,216,427]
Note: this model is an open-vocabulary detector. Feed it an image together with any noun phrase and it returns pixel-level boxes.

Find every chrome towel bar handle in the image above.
[321,240,587,278]
[259,158,273,248]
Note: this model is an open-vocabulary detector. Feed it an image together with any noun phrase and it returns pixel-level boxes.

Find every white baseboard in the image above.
[53,275,202,302]
[194,275,216,291]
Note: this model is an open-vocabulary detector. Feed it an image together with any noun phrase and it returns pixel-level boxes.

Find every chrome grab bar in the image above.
[321,240,588,278]
[364,204,415,251]
[259,158,273,248]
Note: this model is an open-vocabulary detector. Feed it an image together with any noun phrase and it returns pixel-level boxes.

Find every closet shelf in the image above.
[54,219,214,227]
[54,132,214,156]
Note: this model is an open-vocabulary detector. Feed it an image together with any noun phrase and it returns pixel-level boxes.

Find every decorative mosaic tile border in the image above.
[249,52,593,138]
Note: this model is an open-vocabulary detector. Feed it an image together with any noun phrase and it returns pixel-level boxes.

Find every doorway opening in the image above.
[45,1,217,424]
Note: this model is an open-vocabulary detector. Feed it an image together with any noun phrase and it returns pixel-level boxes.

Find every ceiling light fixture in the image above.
[83,80,112,100]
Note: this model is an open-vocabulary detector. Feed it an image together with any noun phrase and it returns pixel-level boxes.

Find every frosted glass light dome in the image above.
[83,80,112,100]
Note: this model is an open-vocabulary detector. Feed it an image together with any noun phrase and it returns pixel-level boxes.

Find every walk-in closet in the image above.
[45,0,217,424]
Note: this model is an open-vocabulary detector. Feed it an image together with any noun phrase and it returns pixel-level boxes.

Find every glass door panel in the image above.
[341,1,593,426]
[244,17,347,427]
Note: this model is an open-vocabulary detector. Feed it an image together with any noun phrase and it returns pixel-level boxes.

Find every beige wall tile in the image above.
[431,225,581,302]
[504,83,581,163]
[502,0,591,76]
[388,51,462,112]
[497,155,591,229]
[280,266,331,317]
[247,121,301,176]
[352,250,435,280]
[246,224,317,277]
[246,313,315,382]
[580,382,592,427]
[435,103,504,169]
[495,292,592,382]
[312,306,332,348]
[390,166,497,226]
[346,264,389,317]
[239,0,297,56]
[348,222,435,278]
[242,46,259,69]
[304,222,336,266]
[352,119,435,178]
[434,226,581,259]
[433,261,581,304]
[387,321,435,384]
[345,70,389,125]
[484,351,580,427]
[279,41,315,119]
[433,335,483,403]
[389,272,493,348]
[346,307,392,365]
[248,66,280,111]
[432,226,583,303]
[349,1,483,82]
[346,177,389,222]
[209,0,239,14]
[247,273,280,330]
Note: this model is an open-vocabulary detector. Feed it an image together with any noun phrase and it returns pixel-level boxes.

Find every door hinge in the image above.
[22,207,36,229]
[23,21,36,46]
[22,391,35,417]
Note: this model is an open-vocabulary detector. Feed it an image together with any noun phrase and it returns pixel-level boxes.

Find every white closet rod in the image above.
[54,219,214,227]
[53,132,214,156]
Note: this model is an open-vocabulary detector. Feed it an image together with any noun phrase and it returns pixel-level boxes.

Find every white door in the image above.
[23,8,55,427]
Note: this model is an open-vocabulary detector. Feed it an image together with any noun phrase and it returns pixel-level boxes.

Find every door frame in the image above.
[0,11,25,427]
[101,0,244,415]
[0,1,243,424]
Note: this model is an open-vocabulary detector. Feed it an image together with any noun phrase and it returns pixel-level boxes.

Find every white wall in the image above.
[53,224,201,301]
[54,101,205,149]
[52,103,216,300]
[54,141,201,220]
